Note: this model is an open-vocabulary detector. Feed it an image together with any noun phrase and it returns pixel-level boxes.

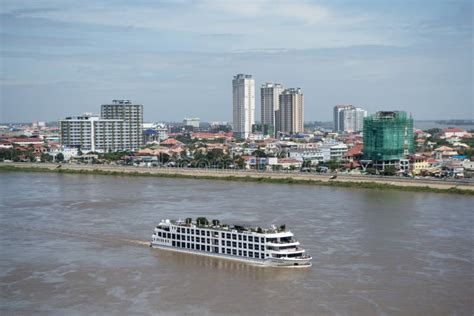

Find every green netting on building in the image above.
[363,111,414,161]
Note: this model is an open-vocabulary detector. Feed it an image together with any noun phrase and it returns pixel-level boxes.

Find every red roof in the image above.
[443,128,464,133]
[161,138,183,146]
[344,144,363,157]
[6,138,43,143]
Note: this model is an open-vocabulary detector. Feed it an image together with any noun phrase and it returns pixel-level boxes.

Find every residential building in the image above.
[363,111,414,169]
[276,88,304,135]
[333,105,367,133]
[183,118,200,128]
[232,74,255,139]
[320,143,348,162]
[60,114,126,152]
[101,99,143,150]
[261,83,284,130]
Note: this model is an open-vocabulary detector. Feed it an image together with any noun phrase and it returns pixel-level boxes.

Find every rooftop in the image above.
[160,218,288,235]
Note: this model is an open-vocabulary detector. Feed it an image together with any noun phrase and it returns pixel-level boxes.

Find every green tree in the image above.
[41,153,54,162]
[366,167,377,175]
[327,159,341,171]
[252,149,267,158]
[55,153,64,162]
[383,165,397,176]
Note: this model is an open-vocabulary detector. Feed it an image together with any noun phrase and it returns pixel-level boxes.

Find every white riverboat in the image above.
[150,218,312,267]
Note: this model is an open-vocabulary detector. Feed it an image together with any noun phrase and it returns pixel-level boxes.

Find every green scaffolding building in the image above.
[363,111,414,165]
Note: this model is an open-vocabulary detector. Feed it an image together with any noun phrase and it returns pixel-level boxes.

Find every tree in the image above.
[257,227,263,233]
[185,218,192,224]
[41,153,54,162]
[279,224,286,231]
[212,219,220,226]
[252,149,267,158]
[366,167,377,175]
[383,165,397,176]
[158,153,170,164]
[327,159,341,171]
[55,153,64,162]
[234,156,245,169]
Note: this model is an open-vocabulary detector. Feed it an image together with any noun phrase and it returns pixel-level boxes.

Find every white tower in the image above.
[233,74,255,139]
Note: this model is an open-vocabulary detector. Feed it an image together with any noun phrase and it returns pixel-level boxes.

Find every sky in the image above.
[0,0,472,123]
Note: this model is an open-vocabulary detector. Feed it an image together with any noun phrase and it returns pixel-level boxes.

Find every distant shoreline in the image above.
[1,163,473,195]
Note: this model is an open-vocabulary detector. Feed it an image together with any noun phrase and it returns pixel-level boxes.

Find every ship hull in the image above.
[150,243,312,267]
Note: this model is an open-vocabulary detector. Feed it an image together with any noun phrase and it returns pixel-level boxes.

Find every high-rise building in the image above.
[363,111,414,163]
[232,74,255,139]
[276,88,304,135]
[333,105,367,133]
[101,100,143,150]
[261,82,284,129]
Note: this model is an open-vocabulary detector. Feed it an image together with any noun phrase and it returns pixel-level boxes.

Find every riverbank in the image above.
[2,163,473,195]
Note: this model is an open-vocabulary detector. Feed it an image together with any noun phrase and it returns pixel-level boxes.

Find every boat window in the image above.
[226,233,231,239]
[232,242,236,247]
[261,245,264,251]
[191,229,194,234]
[221,232,225,238]
[201,230,205,236]
[243,243,247,249]
[232,234,236,240]
[248,236,253,242]
[226,241,231,246]
[187,228,190,234]
[207,231,210,236]
[238,242,242,248]
[243,236,247,241]
[249,252,253,257]
[172,234,175,239]
[221,240,225,245]
[243,251,247,256]
[238,235,242,240]
[232,249,237,255]
[238,250,242,256]
[261,237,265,243]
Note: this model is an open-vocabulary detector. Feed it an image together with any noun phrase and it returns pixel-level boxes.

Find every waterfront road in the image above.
[3,162,473,192]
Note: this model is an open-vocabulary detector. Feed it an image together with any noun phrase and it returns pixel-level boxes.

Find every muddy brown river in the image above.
[0,172,472,315]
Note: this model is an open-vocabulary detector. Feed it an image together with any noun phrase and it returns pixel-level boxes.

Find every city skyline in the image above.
[1,0,473,122]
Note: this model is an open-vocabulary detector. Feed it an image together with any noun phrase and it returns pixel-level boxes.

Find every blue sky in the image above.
[0,0,472,122]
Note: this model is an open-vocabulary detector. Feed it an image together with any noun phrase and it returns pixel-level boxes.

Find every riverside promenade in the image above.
[2,162,474,193]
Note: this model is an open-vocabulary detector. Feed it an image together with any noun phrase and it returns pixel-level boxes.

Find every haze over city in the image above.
[1,0,472,123]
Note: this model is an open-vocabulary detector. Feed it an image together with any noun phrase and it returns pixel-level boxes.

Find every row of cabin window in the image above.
[157,232,264,250]
[174,227,264,243]
[171,241,265,259]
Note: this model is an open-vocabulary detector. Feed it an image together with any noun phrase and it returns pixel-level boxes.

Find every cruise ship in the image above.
[150,218,312,267]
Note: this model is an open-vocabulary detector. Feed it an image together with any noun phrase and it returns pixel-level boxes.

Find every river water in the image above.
[0,172,472,315]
